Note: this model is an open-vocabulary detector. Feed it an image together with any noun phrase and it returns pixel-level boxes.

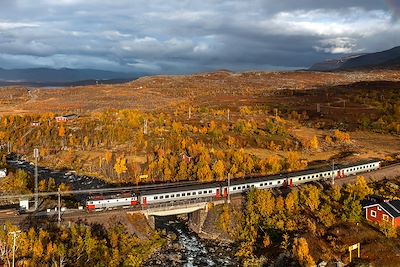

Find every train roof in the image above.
[140,181,221,196]
[227,159,381,186]
[87,192,136,201]
[138,159,380,195]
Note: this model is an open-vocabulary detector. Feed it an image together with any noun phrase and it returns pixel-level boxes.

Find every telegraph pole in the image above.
[34,148,39,210]
[58,187,61,227]
[227,109,230,122]
[143,119,148,135]
[9,230,21,267]
[227,173,231,204]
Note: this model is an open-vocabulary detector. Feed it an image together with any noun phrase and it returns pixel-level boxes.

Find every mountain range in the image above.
[309,46,400,71]
[0,67,142,86]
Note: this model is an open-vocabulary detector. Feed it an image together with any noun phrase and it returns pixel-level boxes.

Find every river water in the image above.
[147,216,239,267]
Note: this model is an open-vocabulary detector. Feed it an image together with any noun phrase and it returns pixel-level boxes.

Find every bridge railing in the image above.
[143,196,223,211]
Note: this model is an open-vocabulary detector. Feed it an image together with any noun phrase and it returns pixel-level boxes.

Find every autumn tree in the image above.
[292,238,315,267]
[286,151,307,172]
[347,176,373,199]
[300,185,320,212]
[114,156,128,179]
[212,160,225,181]
[308,136,319,150]
[197,164,212,182]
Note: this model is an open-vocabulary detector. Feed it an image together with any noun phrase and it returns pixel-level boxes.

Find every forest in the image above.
[0,218,163,266]
[0,107,357,191]
[220,176,400,266]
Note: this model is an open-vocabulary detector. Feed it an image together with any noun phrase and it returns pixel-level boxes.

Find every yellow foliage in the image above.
[292,238,315,267]
[308,136,319,150]
[333,130,350,143]
[114,156,128,178]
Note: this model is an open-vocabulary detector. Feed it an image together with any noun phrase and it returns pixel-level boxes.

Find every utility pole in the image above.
[143,119,148,135]
[7,142,11,154]
[227,109,230,122]
[188,107,191,119]
[9,230,21,267]
[58,187,61,227]
[227,173,231,204]
[331,160,335,185]
[34,148,39,210]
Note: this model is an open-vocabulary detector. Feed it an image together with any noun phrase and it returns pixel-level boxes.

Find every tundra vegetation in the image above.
[0,71,399,266]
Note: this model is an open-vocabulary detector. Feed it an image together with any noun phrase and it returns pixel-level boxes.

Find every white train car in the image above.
[86,193,138,211]
[139,183,221,207]
[85,160,381,211]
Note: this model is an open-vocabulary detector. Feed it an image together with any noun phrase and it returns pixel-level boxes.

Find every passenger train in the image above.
[86,160,381,211]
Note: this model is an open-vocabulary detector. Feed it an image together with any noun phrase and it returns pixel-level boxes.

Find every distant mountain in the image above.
[0,67,143,85]
[309,46,400,71]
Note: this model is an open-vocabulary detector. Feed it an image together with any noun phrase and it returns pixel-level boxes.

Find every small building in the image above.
[0,168,6,178]
[364,200,400,227]
[19,198,29,211]
[55,114,79,123]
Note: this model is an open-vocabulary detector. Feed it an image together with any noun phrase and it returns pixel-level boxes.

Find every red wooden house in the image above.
[364,200,400,227]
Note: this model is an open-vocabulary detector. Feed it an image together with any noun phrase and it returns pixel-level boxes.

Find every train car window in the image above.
[176,194,181,197]
[165,195,169,199]
[246,185,250,188]
[160,196,164,199]
[233,187,236,190]
[171,194,175,198]
[209,190,212,193]
[204,191,207,194]
[193,192,196,195]
[154,196,158,200]
[298,178,301,181]
[198,191,202,195]
[187,192,191,196]
[269,182,272,185]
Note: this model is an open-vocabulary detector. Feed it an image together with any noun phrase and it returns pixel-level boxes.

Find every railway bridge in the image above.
[128,198,226,231]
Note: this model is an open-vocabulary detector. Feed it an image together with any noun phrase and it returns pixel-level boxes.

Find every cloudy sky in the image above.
[0,0,400,74]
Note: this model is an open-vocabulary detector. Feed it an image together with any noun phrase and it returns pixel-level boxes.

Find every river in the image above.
[147,215,239,267]
[7,156,240,266]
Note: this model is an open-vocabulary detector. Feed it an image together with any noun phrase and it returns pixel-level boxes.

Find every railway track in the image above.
[0,160,399,223]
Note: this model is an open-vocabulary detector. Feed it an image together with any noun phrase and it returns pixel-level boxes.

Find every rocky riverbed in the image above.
[146,216,239,267]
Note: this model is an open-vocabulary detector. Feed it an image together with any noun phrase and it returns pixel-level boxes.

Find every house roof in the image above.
[365,200,400,218]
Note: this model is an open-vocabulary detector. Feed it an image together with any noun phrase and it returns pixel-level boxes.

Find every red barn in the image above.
[364,200,400,227]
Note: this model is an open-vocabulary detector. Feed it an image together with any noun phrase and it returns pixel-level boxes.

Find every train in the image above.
[86,159,381,211]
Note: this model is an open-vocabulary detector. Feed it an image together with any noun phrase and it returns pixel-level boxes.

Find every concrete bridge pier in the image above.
[188,205,208,233]
[134,201,223,230]
[146,214,155,229]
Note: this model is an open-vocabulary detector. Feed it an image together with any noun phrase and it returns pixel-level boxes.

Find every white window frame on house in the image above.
[382,214,389,222]
[371,210,377,218]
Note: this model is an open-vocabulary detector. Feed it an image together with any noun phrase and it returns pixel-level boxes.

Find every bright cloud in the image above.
[0,0,399,73]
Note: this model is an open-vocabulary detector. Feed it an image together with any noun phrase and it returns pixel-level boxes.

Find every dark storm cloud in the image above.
[0,0,399,73]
